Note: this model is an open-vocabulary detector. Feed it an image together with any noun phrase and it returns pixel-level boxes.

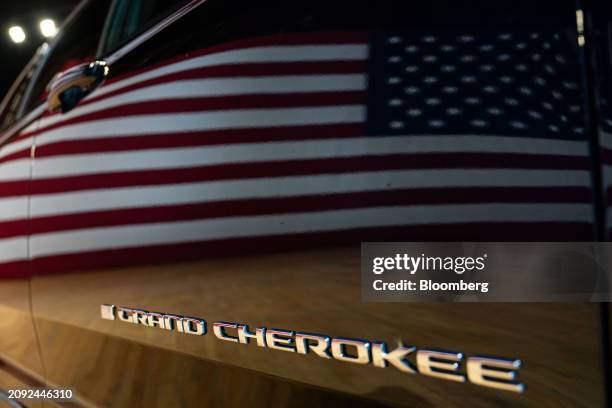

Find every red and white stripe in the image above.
[0,32,595,277]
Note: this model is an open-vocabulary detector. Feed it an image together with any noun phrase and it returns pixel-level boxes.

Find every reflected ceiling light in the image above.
[39,19,57,38]
[8,26,26,43]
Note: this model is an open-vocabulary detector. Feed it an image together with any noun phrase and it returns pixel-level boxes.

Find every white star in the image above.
[388,98,403,106]
[388,36,402,44]
[388,56,403,63]
[428,119,445,127]
[390,121,405,129]
[388,77,402,84]
[446,107,462,115]
[458,35,475,42]
[510,121,527,129]
[406,108,422,116]
[404,86,420,94]
[487,107,504,115]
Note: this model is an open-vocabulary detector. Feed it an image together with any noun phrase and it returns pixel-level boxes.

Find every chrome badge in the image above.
[100,304,524,393]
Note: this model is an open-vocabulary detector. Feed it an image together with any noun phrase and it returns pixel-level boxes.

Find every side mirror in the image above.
[46,60,109,113]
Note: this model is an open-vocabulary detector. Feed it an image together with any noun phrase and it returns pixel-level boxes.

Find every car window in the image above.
[22,0,112,114]
[100,0,190,56]
[106,0,578,79]
[0,46,45,131]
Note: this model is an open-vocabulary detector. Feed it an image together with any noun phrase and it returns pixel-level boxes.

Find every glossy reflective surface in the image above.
[29,247,606,407]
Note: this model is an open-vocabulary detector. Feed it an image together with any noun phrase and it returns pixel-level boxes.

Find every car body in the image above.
[0,0,610,407]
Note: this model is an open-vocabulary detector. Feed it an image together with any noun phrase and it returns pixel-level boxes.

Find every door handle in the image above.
[46,60,109,113]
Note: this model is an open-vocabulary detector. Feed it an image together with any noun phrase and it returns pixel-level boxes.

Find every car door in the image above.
[0,44,48,408]
[20,0,610,407]
[0,1,112,407]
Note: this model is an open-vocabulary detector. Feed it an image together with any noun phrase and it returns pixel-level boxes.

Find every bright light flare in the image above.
[39,19,57,38]
[8,26,26,43]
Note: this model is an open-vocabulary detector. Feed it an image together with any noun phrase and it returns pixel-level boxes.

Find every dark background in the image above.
[0,0,78,96]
